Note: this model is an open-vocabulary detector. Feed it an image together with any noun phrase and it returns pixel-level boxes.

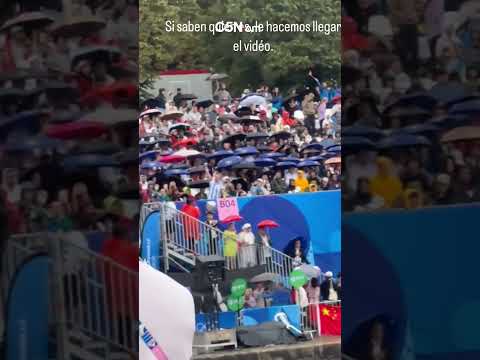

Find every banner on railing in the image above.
[141,211,161,269]
[5,255,49,360]
[217,197,239,222]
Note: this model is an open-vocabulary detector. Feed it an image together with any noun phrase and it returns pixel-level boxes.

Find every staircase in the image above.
[3,234,137,360]
[141,202,295,286]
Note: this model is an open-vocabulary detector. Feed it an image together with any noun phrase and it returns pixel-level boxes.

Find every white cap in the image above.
[325,271,333,278]
[242,223,251,230]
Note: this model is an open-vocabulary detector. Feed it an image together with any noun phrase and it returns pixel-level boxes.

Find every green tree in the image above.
[140,0,340,95]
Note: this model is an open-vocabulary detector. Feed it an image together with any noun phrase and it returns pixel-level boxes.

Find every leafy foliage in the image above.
[140,0,340,94]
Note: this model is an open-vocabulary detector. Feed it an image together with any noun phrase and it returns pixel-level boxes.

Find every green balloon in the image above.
[289,269,308,289]
[227,295,244,312]
[231,278,247,297]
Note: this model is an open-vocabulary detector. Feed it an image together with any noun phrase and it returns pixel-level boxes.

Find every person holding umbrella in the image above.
[256,219,279,266]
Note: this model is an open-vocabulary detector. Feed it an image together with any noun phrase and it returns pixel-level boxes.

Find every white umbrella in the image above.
[173,149,201,157]
[295,264,321,279]
[81,108,137,127]
[239,94,267,108]
[140,261,195,360]
[168,123,190,132]
[250,272,280,283]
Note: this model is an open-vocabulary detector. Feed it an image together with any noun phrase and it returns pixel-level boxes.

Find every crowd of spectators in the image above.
[139,75,341,203]
[342,0,480,211]
[0,1,139,240]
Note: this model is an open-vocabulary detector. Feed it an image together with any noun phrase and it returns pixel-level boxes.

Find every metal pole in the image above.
[160,203,169,273]
[50,234,68,360]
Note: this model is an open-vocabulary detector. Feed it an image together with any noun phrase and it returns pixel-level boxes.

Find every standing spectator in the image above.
[369,157,403,208]
[207,171,224,200]
[255,226,272,266]
[205,211,219,254]
[223,222,238,269]
[238,223,256,268]
[181,196,201,253]
[320,271,338,301]
[302,92,317,136]
[294,170,310,192]
[306,278,321,304]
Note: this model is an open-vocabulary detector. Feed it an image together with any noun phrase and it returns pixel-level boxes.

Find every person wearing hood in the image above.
[294,170,310,192]
[369,157,403,208]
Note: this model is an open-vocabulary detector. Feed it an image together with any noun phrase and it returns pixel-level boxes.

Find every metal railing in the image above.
[2,233,138,359]
[302,300,342,338]
[142,202,295,283]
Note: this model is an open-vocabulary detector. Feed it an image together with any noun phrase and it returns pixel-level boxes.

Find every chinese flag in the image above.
[319,304,341,336]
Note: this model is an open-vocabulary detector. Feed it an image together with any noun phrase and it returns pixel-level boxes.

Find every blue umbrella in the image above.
[0,110,49,129]
[429,83,470,104]
[217,155,243,170]
[254,158,277,167]
[280,156,300,163]
[319,139,336,148]
[139,150,160,161]
[235,146,259,156]
[449,99,480,115]
[140,161,162,170]
[207,150,234,160]
[275,161,298,170]
[63,154,119,168]
[4,136,61,152]
[342,125,385,139]
[306,155,326,162]
[301,142,324,152]
[378,134,431,149]
[430,115,471,129]
[259,152,285,159]
[297,160,320,168]
[327,144,341,153]
[342,137,376,154]
[386,93,437,110]
[163,168,188,177]
[446,95,479,108]
[394,123,439,135]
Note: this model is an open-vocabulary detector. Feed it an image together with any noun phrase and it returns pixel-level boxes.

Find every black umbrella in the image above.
[187,179,210,189]
[141,98,164,109]
[246,132,269,140]
[378,134,431,149]
[342,125,385,140]
[71,45,121,70]
[188,166,207,175]
[50,16,106,38]
[179,94,197,101]
[232,161,259,170]
[196,99,214,108]
[270,131,292,141]
[222,133,246,144]
[342,136,377,153]
[234,107,259,117]
[239,115,263,125]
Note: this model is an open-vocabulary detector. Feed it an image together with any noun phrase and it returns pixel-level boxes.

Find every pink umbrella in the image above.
[159,154,186,164]
[325,156,341,165]
[257,220,279,229]
[221,215,243,224]
[45,121,107,140]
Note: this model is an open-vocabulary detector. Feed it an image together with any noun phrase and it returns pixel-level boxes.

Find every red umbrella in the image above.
[45,121,107,140]
[221,215,243,224]
[159,154,186,164]
[173,138,198,149]
[257,220,279,229]
[80,81,137,106]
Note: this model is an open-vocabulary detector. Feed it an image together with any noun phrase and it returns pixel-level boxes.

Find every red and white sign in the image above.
[217,197,239,222]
